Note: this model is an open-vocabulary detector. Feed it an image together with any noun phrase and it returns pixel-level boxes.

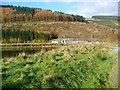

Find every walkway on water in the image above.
[1,43,64,51]
[1,43,56,47]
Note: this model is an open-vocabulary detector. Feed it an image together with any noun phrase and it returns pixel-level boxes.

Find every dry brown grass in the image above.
[3,21,118,43]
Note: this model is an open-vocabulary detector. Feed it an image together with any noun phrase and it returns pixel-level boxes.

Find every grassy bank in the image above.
[2,44,116,88]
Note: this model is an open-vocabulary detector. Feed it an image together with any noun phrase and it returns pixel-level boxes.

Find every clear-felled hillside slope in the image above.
[3,21,118,42]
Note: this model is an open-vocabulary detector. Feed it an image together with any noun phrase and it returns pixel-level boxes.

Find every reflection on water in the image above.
[2,47,55,58]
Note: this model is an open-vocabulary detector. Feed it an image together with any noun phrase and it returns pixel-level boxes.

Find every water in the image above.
[2,47,55,58]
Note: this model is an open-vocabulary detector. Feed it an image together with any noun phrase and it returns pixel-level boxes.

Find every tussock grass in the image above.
[2,44,116,88]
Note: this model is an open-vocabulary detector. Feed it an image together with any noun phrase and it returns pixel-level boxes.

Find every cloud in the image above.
[66,2,118,18]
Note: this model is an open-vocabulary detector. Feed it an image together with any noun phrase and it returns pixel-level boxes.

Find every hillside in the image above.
[2,21,118,43]
[0,5,85,23]
[91,16,118,29]
[1,5,118,43]
[1,4,118,88]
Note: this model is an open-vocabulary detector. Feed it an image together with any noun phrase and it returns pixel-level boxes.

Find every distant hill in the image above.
[92,16,118,20]
[1,5,118,43]
[92,16,118,29]
[1,5,86,23]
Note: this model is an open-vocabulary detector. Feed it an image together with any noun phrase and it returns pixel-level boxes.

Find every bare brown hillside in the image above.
[2,21,118,42]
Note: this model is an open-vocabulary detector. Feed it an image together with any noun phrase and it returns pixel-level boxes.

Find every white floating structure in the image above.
[51,39,88,44]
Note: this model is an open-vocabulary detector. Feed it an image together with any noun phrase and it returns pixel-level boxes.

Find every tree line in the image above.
[1,5,86,22]
[2,29,58,43]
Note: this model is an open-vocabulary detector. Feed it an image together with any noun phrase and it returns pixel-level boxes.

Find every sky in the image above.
[1,0,119,18]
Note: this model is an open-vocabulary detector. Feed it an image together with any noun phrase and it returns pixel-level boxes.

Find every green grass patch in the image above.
[92,16,118,29]
[93,20,118,30]
[2,44,116,88]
